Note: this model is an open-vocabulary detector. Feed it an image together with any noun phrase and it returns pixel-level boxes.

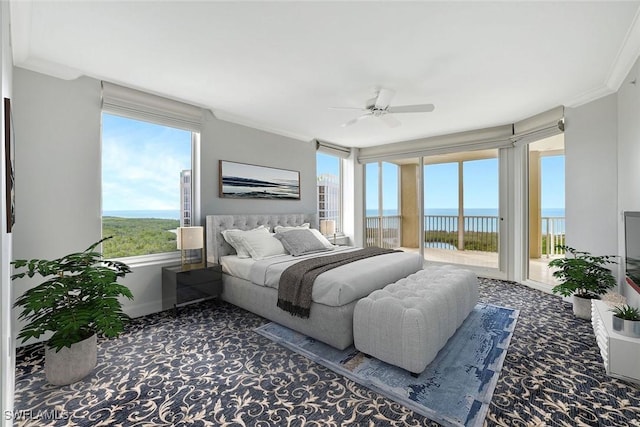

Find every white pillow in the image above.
[273,223,310,233]
[221,226,269,258]
[274,229,334,256]
[236,232,287,260]
[308,229,335,249]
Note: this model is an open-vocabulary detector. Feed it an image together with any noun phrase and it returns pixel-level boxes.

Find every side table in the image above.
[592,299,640,384]
[162,263,223,314]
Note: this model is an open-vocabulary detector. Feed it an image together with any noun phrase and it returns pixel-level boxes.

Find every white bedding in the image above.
[220,248,355,282]
[220,255,255,280]
[225,247,424,307]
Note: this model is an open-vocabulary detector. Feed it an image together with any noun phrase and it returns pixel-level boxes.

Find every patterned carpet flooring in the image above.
[13,278,640,426]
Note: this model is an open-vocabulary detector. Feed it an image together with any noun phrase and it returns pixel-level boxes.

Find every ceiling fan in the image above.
[332,88,435,128]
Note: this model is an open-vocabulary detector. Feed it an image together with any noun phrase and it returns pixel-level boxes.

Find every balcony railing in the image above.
[365,215,402,249]
[424,215,499,252]
[542,217,565,257]
[365,214,565,256]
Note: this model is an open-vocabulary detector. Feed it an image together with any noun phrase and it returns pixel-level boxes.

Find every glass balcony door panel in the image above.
[365,163,379,247]
[380,162,400,249]
[462,157,499,269]
[423,150,500,269]
[364,162,402,249]
[423,162,458,261]
[527,135,565,286]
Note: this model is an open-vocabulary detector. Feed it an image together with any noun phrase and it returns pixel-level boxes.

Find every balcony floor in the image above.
[400,247,559,286]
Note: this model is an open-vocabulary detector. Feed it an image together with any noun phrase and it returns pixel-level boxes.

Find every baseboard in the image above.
[123,300,164,319]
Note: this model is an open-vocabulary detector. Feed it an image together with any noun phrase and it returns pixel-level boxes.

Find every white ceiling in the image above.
[9,1,640,148]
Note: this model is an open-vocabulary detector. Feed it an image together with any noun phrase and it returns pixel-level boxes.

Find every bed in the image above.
[205,213,424,349]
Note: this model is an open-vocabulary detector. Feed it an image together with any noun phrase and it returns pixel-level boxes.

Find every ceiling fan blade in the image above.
[387,103,435,114]
[379,113,401,128]
[328,106,368,111]
[365,96,377,109]
[342,113,372,127]
[374,88,395,109]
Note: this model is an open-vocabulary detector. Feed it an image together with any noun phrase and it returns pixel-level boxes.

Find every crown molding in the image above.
[213,110,314,144]
[9,0,31,65]
[10,0,83,80]
[558,5,640,109]
[15,57,83,81]
[564,84,616,108]
[605,5,640,92]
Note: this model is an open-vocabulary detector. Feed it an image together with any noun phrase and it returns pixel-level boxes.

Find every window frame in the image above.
[316,151,344,234]
[99,82,203,266]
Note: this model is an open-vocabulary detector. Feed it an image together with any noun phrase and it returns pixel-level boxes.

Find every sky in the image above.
[103,120,565,214]
[102,113,191,212]
[360,155,565,213]
[317,152,340,177]
[541,155,565,209]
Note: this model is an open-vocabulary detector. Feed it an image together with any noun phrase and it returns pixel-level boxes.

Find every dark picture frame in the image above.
[4,98,14,232]
[219,160,300,200]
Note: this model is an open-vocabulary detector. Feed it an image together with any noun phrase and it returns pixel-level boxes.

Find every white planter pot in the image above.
[572,295,593,320]
[612,316,640,338]
[44,334,97,385]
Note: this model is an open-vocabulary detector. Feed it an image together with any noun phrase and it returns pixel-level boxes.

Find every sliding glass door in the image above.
[365,162,401,249]
[363,150,503,273]
[423,150,500,269]
[527,134,565,286]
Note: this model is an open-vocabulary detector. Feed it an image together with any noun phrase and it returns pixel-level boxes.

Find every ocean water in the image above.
[102,210,180,220]
[366,208,565,217]
[366,208,566,233]
[103,208,565,234]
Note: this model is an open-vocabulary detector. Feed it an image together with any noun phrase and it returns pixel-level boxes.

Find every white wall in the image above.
[564,94,619,263]
[11,68,317,330]
[13,71,103,260]
[200,112,316,216]
[563,59,640,307]
[617,55,640,308]
[1,0,14,419]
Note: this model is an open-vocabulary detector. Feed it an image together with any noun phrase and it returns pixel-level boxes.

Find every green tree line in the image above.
[102,217,179,258]
[423,230,565,254]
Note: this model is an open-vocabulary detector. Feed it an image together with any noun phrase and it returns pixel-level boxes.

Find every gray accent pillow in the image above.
[274,229,334,256]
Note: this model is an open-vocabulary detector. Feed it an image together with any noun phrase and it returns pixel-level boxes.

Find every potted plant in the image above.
[610,304,640,338]
[549,245,617,319]
[11,237,133,385]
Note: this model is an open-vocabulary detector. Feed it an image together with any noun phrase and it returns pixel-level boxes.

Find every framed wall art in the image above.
[219,160,300,200]
[4,98,14,232]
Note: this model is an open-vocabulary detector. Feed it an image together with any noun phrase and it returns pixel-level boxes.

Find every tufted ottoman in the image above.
[353,265,478,375]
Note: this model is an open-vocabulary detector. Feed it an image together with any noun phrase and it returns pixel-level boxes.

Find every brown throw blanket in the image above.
[277,247,400,318]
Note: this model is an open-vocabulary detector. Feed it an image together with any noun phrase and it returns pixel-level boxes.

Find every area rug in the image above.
[255,303,518,427]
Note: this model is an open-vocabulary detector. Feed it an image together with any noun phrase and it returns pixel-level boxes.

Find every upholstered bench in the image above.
[353,265,478,375]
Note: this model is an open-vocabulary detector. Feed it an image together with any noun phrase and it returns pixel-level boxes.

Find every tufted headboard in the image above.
[205,213,318,264]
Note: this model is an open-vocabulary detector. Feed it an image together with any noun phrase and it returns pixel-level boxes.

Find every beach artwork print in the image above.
[219,160,300,200]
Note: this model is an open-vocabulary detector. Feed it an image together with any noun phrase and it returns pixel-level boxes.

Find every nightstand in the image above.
[331,235,351,246]
[162,263,223,314]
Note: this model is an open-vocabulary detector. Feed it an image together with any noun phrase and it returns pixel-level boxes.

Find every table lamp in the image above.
[320,219,336,245]
[177,226,204,269]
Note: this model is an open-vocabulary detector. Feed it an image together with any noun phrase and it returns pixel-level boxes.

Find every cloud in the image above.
[102,114,192,211]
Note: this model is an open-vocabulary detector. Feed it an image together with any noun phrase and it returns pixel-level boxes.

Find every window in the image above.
[527,135,565,286]
[101,113,197,258]
[364,161,401,249]
[316,152,342,232]
[423,150,500,269]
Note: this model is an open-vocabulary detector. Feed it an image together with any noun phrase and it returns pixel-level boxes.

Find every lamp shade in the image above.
[177,226,204,250]
[320,219,336,236]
